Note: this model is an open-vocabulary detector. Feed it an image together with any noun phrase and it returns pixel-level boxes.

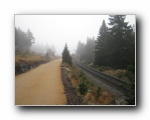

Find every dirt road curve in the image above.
[15,59,67,105]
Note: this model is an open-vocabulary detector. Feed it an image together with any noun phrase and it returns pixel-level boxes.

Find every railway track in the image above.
[73,60,131,94]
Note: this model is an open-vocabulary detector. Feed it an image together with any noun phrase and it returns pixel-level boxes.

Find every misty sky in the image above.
[15,15,135,55]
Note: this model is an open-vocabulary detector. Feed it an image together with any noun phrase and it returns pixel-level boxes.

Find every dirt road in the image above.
[15,59,67,105]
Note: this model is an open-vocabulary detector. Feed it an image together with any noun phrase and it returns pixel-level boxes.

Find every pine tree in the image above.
[15,28,35,52]
[107,15,135,69]
[94,20,108,66]
[62,44,72,65]
[76,41,85,61]
[76,37,95,64]
[84,37,95,64]
[26,29,35,47]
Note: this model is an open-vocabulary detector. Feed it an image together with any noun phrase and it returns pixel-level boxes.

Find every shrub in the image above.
[78,83,88,95]
[116,69,124,79]
[78,71,84,78]
[96,86,101,99]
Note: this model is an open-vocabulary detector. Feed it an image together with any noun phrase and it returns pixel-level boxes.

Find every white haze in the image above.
[15,15,135,55]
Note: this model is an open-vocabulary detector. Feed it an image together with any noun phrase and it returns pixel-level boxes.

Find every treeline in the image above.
[15,27,56,59]
[45,45,56,60]
[31,44,56,54]
[76,15,135,69]
[15,27,35,52]
[31,43,56,59]
[76,37,95,65]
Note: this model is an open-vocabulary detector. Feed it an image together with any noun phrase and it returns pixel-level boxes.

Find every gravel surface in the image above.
[74,64,127,105]
[61,67,83,105]
[74,64,123,96]
[16,59,66,105]
[61,64,127,105]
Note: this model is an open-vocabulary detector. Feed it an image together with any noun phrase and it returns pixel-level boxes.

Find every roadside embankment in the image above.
[15,52,50,75]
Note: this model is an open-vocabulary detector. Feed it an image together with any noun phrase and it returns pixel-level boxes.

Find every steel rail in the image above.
[73,60,131,93]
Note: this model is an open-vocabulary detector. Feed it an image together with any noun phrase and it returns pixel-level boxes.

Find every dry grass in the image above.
[63,64,116,105]
[80,88,116,105]
[71,79,78,88]
[93,65,129,81]
[82,87,116,105]
[15,52,49,64]
[103,69,128,81]
[99,90,116,105]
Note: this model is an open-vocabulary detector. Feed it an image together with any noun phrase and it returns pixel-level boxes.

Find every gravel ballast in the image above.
[61,67,83,105]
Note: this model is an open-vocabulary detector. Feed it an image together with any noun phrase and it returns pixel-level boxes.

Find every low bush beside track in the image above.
[61,63,117,105]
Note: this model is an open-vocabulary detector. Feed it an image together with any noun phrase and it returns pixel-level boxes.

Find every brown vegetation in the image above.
[93,65,129,81]
[15,52,48,63]
[63,63,116,105]
[103,69,128,81]
[15,52,50,75]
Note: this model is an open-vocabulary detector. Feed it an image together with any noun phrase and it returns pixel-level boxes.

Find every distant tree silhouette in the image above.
[15,27,35,52]
[76,37,95,64]
[26,29,35,47]
[45,48,55,60]
[62,44,72,65]
[84,37,95,64]
[76,41,85,61]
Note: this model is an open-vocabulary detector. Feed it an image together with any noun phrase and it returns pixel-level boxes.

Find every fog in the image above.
[15,15,135,55]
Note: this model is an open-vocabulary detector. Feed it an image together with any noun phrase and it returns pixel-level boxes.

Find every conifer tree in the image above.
[76,41,85,61]
[107,15,135,69]
[84,37,95,64]
[94,20,108,66]
[62,44,72,65]
[15,28,35,52]
[26,29,35,46]
[76,37,95,64]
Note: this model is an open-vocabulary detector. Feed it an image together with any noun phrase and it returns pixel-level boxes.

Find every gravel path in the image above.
[15,59,67,105]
